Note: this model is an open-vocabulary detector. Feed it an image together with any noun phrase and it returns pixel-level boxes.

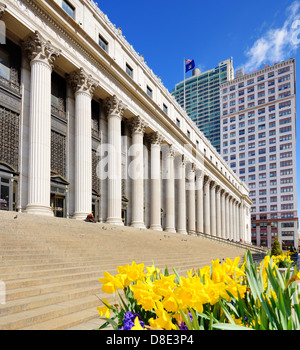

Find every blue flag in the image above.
[185,59,195,73]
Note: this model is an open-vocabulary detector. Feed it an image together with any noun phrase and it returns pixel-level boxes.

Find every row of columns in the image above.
[22,31,246,241]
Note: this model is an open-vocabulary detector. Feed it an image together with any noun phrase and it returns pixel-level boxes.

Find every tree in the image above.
[271,237,282,256]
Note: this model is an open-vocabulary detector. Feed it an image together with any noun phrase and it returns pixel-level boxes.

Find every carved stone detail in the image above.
[148,131,164,146]
[105,95,127,118]
[23,31,61,70]
[0,2,6,19]
[68,68,98,98]
[129,116,147,135]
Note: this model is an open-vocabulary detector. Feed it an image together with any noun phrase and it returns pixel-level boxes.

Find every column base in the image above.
[177,229,187,235]
[106,217,124,226]
[150,225,162,231]
[72,212,90,221]
[25,204,54,217]
[131,222,146,229]
[164,227,176,234]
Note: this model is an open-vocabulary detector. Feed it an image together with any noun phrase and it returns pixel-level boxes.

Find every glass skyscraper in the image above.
[171,59,234,153]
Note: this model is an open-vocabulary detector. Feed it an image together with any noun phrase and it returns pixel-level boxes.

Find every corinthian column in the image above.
[23,31,60,216]
[176,155,187,235]
[187,163,196,233]
[68,68,98,220]
[105,95,127,225]
[216,186,221,237]
[203,176,210,235]
[210,182,216,236]
[220,190,226,239]
[225,193,230,239]
[129,116,147,228]
[149,132,163,231]
[195,170,204,233]
[164,146,176,233]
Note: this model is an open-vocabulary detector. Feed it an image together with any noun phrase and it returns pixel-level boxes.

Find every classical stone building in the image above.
[0,0,252,242]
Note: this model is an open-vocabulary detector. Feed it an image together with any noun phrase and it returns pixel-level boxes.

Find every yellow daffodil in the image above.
[131,317,145,330]
[149,302,177,330]
[99,271,124,294]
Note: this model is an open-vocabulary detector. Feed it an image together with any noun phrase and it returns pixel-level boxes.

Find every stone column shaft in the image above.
[105,95,127,225]
[130,116,147,228]
[220,191,226,239]
[203,177,210,235]
[187,164,195,233]
[164,147,176,233]
[196,171,204,233]
[69,68,98,220]
[176,155,187,235]
[216,187,221,237]
[24,31,60,216]
[150,132,163,231]
[210,183,216,236]
[225,195,230,239]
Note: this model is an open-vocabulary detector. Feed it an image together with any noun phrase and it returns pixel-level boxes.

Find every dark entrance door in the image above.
[50,193,65,218]
[0,181,9,210]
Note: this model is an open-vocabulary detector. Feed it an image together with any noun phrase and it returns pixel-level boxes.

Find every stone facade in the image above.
[0,0,252,242]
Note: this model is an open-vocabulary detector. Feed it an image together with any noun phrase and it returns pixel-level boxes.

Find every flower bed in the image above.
[96,250,300,330]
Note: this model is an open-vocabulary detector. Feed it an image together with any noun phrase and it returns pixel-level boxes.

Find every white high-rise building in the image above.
[220,59,298,250]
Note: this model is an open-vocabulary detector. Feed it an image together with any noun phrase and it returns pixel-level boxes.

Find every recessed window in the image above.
[146,86,152,98]
[126,63,133,78]
[99,34,109,52]
[163,104,168,114]
[62,0,75,19]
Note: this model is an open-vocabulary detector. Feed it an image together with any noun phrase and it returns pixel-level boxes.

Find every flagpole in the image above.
[183,57,186,111]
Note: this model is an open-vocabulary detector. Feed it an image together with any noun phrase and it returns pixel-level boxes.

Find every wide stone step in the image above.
[0,295,102,330]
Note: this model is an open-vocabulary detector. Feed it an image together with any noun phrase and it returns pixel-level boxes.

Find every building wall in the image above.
[220,59,298,250]
[0,0,251,241]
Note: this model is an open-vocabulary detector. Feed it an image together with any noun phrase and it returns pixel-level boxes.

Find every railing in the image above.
[188,229,268,255]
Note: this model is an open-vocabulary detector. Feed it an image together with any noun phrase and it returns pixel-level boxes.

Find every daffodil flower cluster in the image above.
[97,251,300,330]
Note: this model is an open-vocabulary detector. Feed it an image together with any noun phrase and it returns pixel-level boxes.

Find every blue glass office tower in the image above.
[171,59,234,153]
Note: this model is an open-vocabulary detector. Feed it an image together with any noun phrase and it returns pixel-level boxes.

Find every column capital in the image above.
[129,116,148,135]
[175,154,186,167]
[148,131,164,146]
[68,68,98,98]
[215,185,221,193]
[210,181,217,190]
[23,31,61,70]
[0,2,6,19]
[186,162,195,178]
[203,175,210,186]
[105,94,127,119]
[196,168,204,179]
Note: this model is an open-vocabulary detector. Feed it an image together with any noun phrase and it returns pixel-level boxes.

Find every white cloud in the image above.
[241,1,300,73]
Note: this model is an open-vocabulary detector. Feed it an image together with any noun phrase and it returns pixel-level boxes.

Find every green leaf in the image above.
[212,323,252,330]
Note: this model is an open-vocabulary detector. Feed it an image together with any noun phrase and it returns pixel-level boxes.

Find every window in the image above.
[99,35,109,52]
[163,104,168,114]
[146,86,153,98]
[176,118,180,127]
[126,63,133,78]
[62,0,75,18]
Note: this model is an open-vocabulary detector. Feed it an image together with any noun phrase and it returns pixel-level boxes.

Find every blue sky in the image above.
[96,0,300,226]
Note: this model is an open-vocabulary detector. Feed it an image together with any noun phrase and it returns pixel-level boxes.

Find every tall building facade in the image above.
[0,0,252,241]
[220,59,298,250]
[171,59,234,152]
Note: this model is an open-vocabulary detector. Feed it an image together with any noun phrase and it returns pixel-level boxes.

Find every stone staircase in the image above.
[0,210,265,330]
